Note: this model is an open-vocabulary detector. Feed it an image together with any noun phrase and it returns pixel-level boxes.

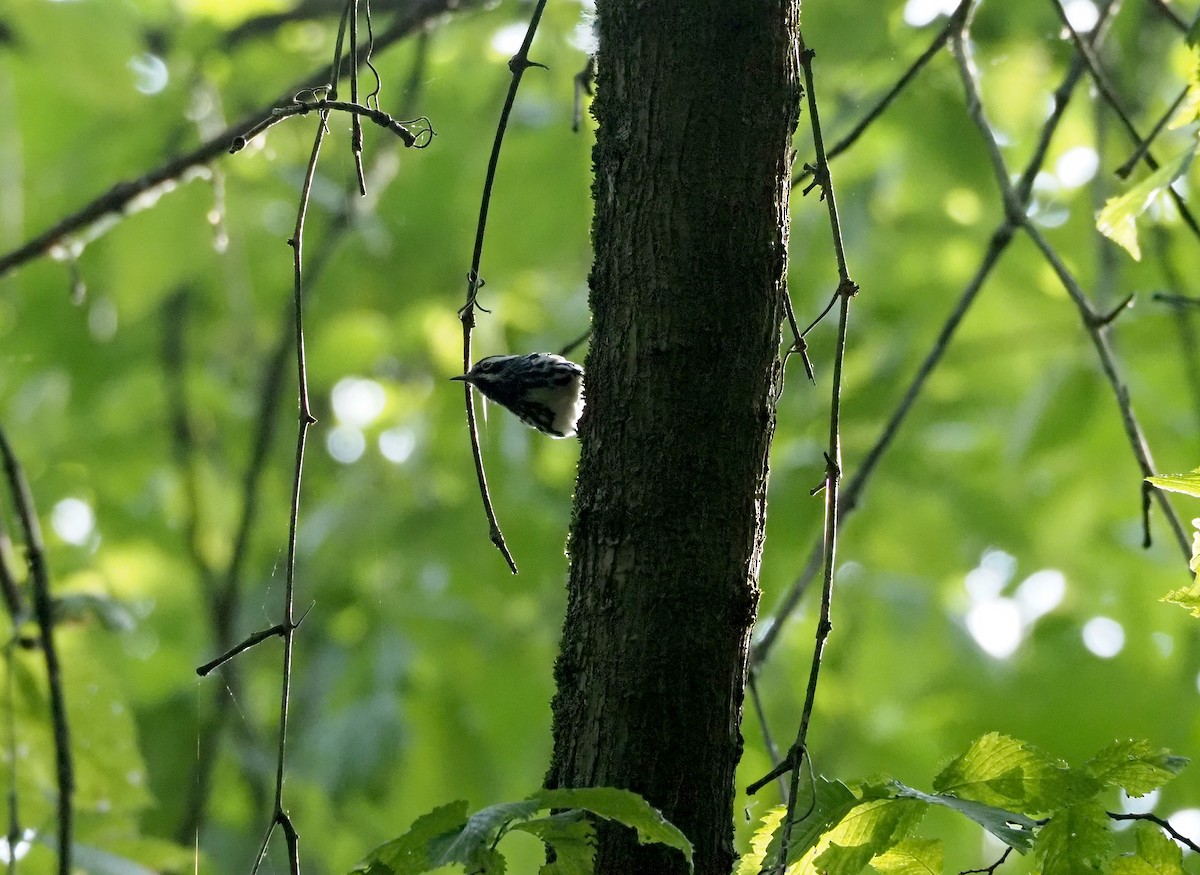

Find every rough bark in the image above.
[546,3,802,874]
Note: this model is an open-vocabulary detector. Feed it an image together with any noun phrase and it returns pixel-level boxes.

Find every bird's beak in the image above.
[450,374,469,382]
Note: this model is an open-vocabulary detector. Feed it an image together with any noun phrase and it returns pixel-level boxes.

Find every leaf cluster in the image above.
[351,787,693,875]
[740,734,1188,875]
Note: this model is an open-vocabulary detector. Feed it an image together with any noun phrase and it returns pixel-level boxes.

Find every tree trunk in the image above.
[545,3,802,874]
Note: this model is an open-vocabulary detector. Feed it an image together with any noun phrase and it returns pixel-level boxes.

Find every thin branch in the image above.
[1108,811,1200,853]
[195,623,290,677]
[0,0,464,283]
[1048,0,1200,243]
[1151,233,1200,439]
[770,31,859,872]
[229,97,429,153]
[746,671,788,802]
[4,590,23,875]
[950,9,1191,560]
[457,0,550,575]
[0,514,22,620]
[184,132,404,846]
[753,0,1121,669]
[1115,84,1191,179]
[793,0,970,188]
[1143,0,1190,31]
[0,424,72,875]
[349,1,368,194]
[248,104,329,874]
[559,327,592,359]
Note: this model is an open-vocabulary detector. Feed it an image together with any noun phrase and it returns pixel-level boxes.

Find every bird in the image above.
[451,353,585,438]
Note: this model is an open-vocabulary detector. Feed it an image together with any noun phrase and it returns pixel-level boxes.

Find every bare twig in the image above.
[1115,84,1191,179]
[0,425,72,875]
[1108,811,1200,853]
[195,623,291,677]
[794,0,969,188]
[1048,0,1200,243]
[0,0,462,283]
[753,0,1122,669]
[245,104,328,875]
[229,97,429,152]
[457,0,551,575]
[769,31,859,872]
[950,8,1191,560]
[1143,0,1190,31]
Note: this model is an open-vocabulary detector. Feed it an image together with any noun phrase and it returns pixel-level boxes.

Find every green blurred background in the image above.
[1,0,1199,872]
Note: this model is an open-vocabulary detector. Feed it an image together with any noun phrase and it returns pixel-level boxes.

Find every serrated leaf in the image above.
[1098,146,1197,261]
[1111,824,1186,875]
[1147,471,1200,499]
[812,798,927,875]
[1084,740,1188,797]
[871,838,944,875]
[1036,800,1113,875]
[892,783,1035,852]
[530,787,692,869]
[350,801,469,874]
[736,807,787,875]
[932,733,1072,812]
[430,800,540,869]
[512,812,595,875]
[1161,579,1200,617]
[762,778,861,870]
[769,792,928,875]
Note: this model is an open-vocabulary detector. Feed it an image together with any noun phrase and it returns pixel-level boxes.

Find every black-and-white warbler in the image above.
[451,353,585,438]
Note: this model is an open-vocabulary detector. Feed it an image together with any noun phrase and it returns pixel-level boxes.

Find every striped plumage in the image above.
[451,353,585,438]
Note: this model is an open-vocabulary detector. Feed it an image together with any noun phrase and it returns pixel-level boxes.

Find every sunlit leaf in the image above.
[1111,824,1186,875]
[735,806,787,875]
[760,778,861,870]
[1036,801,1113,875]
[932,733,1073,813]
[1146,470,1200,498]
[1097,146,1198,261]
[870,838,943,875]
[1083,740,1188,797]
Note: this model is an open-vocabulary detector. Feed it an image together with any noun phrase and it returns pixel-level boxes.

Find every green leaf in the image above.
[870,838,944,875]
[530,787,693,869]
[735,807,787,875]
[892,783,1036,852]
[1098,145,1198,261]
[1162,580,1200,616]
[1083,740,1188,797]
[1146,470,1200,499]
[1036,800,1113,875]
[351,801,469,874]
[811,797,927,875]
[511,812,596,875]
[1111,825,1185,875]
[932,733,1072,812]
[430,800,540,868]
[761,778,861,869]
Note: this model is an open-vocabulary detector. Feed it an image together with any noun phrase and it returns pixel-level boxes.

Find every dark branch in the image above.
[0,425,73,874]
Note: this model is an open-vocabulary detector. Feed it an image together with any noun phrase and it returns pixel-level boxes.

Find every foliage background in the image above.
[1,0,1199,872]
